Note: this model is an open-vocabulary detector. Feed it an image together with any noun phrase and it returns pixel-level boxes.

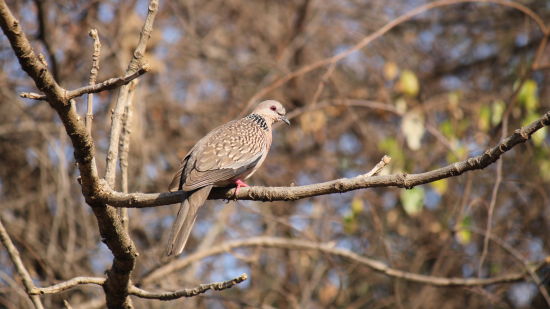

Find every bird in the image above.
[166,100,290,256]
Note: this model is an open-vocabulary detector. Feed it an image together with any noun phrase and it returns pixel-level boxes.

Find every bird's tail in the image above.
[166,185,213,256]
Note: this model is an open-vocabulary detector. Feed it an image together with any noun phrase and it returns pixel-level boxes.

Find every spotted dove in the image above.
[166,100,290,256]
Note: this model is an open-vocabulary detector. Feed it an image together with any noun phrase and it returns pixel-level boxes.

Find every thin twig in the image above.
[63,300,73,309]
[363,155,391,177]
[468,227,550,306]
[20,66,148,101]
[27,273,248,301]
[0,216,44,309]
[129,274,247,300]
[310,62,336,106]
[86,28,101,135]
[478,158,502,276]
[29,277,105,295]
[119,80,138,231]
[104,2,156,186]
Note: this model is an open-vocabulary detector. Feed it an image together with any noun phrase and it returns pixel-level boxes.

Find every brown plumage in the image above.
[166,100,289,256]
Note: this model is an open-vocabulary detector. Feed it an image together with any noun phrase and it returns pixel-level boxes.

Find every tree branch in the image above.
[86,28,101,135]
[97,110,550,208]
[27,273,247,301]
[0,216,44,309]
[128,274,247,300]
[0,1,156,308]
[20,66,149,101]
[29,277,105,295]
[100,1,158,308]
[139,237,546,287]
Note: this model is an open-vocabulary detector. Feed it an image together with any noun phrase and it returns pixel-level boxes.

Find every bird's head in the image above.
[252,100,290,125]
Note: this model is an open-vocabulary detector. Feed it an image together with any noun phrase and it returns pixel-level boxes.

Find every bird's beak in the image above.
[280,116,290,125]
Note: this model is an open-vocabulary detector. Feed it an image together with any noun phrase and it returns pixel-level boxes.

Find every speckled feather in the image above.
[166,100,288,256]
[168,114,272,192]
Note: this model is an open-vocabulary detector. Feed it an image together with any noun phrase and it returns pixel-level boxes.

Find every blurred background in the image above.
[1,0,549,308]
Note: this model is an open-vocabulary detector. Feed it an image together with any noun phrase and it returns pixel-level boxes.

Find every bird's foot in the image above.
[233,179,249,198]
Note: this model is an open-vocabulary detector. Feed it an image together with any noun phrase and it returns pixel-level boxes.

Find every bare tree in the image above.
[0,0,549,308]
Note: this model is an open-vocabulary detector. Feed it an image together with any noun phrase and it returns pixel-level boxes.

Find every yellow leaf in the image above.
[383,61,399,80]
[397,70,419,97]
[456,229,471,244]
[430,179,448,195]
[351,196,364,215]
[523,113,547,146]
[518,79,539,111]
[491,100,505,126]
[478,106,490,132]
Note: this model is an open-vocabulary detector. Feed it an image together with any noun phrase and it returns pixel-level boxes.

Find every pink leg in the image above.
[234,179,249,197]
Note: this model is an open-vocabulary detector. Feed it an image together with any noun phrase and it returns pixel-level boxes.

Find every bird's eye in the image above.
[270,106,277,111]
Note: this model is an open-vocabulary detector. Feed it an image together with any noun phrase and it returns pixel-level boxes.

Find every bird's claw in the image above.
[233,179,249,199]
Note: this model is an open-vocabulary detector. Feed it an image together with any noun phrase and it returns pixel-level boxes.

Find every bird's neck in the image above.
[246,113,271,131]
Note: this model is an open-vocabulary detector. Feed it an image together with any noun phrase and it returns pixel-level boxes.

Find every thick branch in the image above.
[128,274,247,300]
[98,110,550,208]
[0,2,154,309]
[100,1,158,308]
[140,237,545,287]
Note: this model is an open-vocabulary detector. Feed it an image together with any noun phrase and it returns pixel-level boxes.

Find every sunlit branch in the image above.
[98,110,550,208]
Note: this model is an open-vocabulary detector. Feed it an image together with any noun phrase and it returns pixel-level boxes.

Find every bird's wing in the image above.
[177,118,268,191]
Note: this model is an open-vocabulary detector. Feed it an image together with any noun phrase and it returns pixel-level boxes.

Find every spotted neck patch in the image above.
[247,114,268,131]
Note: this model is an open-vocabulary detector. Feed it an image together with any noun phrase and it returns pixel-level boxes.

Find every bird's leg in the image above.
[233,179,249,198]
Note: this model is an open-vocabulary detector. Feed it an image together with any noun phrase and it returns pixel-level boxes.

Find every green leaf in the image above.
[456,216,472,245]
[439,120,455,139]
[343,213,358,234]
[400,187,425,216]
